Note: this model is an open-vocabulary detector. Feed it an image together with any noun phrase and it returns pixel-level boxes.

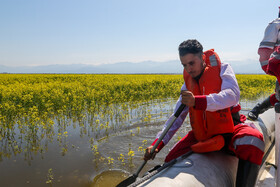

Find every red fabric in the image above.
[231,104,246,122]
[231,104,241,113]
[267,59,280,83]
[194,95,207,110]
[165,124,264,165]
[229,124,264,165]
[258,48,273,60]
[270,93,278,106]
[151,138,165,151]
[183,49,234,141]
[234,145,264,165]
[239,114,247,123]
[262,64,268,73]
[267,47,280,83]
[191,135,224,153]
[258,48,273,73]
[164,130,198,162]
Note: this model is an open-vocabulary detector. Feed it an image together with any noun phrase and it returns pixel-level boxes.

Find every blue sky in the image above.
[0,0,279,67]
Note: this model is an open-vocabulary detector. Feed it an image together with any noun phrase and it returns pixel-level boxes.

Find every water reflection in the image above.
[0,98,178,186]
[92,170,130,187]
[0,97,265,187]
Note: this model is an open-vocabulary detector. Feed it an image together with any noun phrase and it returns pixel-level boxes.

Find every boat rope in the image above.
[261,139,275,166]
[265,161,278,169]
[128,151,193,187]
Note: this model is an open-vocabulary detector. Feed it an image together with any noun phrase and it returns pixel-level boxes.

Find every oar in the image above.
[128,150,193,187]
[116,103,186,187]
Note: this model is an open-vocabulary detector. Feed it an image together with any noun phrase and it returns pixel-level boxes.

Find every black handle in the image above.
[174,104,186,117]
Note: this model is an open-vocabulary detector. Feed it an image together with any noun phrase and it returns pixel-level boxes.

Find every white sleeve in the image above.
[206,63,240,111]
[156,84,189,145]
[156,64,240,144]
[259,19,280,49]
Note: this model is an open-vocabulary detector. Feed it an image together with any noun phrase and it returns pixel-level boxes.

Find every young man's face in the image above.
[180,53,205,78]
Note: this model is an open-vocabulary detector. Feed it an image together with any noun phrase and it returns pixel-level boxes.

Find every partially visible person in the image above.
[248,8,280,120]
[144,39,264,187]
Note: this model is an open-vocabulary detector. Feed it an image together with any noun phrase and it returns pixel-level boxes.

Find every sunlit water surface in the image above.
[0,97,267,187]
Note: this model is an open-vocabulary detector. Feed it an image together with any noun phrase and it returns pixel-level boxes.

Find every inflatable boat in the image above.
[275,103,280,186]
[129,108,275,187]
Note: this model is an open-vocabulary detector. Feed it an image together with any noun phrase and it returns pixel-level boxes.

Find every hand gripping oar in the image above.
[116,104,186,187]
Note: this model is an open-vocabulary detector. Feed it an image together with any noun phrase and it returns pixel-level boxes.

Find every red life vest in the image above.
[183,49,234,142]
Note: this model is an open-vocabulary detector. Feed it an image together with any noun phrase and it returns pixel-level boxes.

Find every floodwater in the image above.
[0,97,265,187]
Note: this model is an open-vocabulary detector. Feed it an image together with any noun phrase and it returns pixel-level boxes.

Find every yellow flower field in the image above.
[237,74,276,98]
[0,74,276,123]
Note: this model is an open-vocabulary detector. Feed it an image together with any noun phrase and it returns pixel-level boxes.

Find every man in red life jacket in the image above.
[144,39,264,187]
[248,9,280,120]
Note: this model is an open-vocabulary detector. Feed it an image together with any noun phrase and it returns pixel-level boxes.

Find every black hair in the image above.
[178,39,203,57]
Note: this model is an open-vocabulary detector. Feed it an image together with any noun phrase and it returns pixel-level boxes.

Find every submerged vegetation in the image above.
[0,74,276,179]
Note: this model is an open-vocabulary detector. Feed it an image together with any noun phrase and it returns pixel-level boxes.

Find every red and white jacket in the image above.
[258,18,280,73]
[153,63,240,151]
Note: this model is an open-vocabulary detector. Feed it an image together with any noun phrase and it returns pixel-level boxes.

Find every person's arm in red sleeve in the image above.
[258,47,273,73]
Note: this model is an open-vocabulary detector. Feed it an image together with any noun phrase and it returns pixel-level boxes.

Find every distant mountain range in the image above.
[0,59,264,74]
